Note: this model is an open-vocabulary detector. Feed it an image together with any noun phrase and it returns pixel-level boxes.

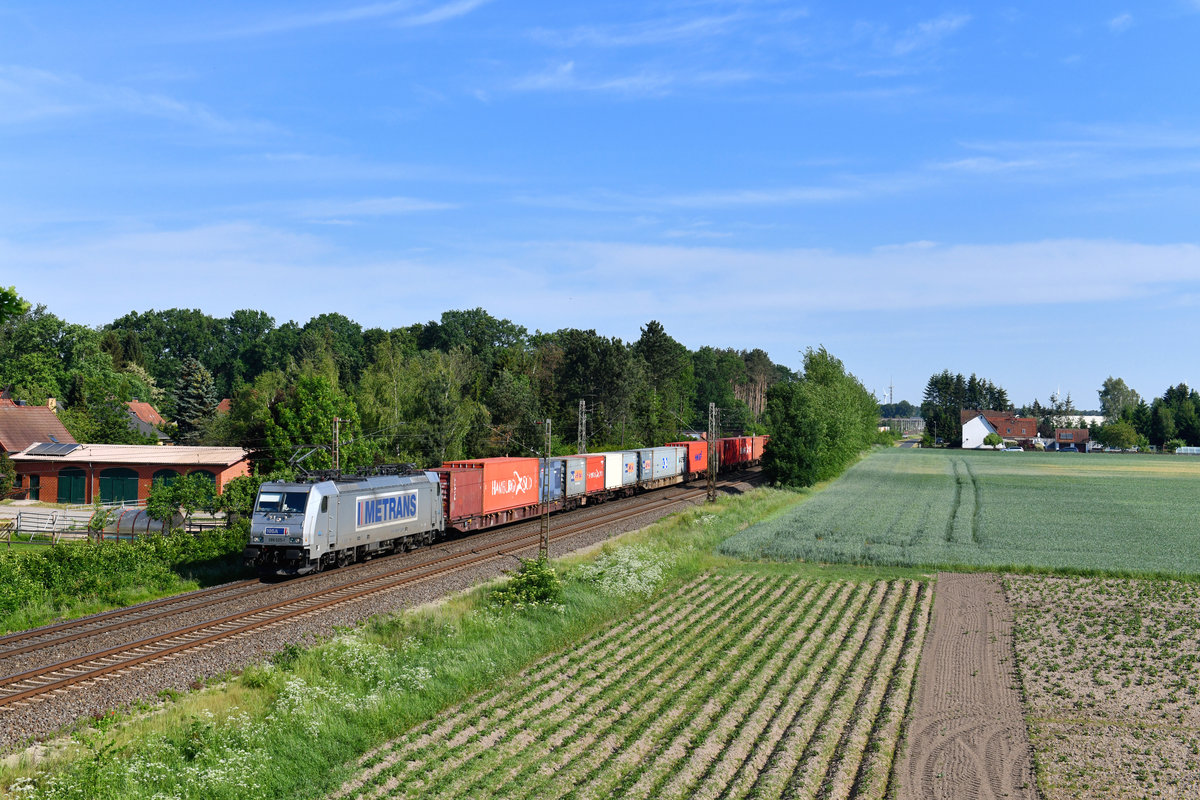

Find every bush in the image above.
[489,557,563,607]
[1165,438,1186,454]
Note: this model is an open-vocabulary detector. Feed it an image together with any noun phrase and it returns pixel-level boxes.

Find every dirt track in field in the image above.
[895,572,1038,800]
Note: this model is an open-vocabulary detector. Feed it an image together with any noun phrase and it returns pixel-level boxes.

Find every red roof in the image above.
[127,401,166,427]
[0,406,77,455]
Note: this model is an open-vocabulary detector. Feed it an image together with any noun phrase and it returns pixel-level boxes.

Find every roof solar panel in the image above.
[26,442,80,456]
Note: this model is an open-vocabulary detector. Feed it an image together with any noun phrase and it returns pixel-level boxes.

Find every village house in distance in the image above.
[960,410,1038,449]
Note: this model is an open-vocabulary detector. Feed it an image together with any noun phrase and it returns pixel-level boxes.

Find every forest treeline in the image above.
[0,305,796,472]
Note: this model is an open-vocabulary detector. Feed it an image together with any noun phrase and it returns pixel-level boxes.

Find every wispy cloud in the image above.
[889,13,971,56]
[0,65,271,134]
[294,195,459,220]
[1108,13,1133,32]
[510,60,756,96]
[530,14,741,48]
[511,61,676,95]
[396,0,491,27]
[219,0,489,37]
[932,157,1046,173]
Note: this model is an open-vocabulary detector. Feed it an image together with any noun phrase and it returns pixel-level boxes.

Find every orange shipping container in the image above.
[667,441,708,474]
[751,436,765,460]
[581,455,605,493]
[441,457,541,514]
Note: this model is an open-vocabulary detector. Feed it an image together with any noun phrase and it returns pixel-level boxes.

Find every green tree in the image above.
[983,432,1004,449]
[632,320,695,442]
[1149,402,1176,447]
[264,374,380,472]
[174,356,218,444]
[1098,376,1141,423]
[763,347,877,487]
[920,370,962,446]
[1096,420,1139,451]
[0,286,28,323]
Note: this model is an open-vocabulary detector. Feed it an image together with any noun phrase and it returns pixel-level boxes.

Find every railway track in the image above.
[0,470,761,712]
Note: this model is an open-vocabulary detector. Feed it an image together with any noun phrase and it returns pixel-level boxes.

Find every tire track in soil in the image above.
[895,572,1039,800]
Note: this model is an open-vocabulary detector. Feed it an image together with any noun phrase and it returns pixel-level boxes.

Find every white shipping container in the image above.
[602,453,623,489]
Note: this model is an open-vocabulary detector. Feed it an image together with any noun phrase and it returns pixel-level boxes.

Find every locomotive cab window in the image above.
[320,496,328,513]
[256,491,311,513]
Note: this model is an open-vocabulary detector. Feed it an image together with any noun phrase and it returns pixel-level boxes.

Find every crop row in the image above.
[331,575,931,800]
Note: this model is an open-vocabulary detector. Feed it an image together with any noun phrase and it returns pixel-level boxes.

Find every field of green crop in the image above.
[720,449,1200,576]
[331,575,931,800]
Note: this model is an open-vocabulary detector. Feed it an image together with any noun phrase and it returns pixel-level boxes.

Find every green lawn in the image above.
[720,449,1200,577]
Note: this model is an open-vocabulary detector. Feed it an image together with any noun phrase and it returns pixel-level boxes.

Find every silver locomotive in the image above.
[243,470,445,576]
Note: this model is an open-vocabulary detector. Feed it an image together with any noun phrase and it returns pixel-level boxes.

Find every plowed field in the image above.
[331,575,931,800]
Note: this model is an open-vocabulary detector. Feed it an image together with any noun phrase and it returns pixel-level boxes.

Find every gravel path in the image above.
[894,572,1039,800]
[0,482,723,754]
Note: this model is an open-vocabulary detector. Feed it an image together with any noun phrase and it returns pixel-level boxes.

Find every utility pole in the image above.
[577,399,587,454]
[332,417,341,474]
[707,403,718,502]
[540,418,551,558]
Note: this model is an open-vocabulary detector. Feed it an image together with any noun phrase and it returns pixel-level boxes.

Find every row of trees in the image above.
[1,299,795,473]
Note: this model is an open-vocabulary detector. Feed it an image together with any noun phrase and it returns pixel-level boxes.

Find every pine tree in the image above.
[175,356,217,444]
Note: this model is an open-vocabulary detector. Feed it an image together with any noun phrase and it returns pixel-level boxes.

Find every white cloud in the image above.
[220,0,488,37]
[0,65,270,134]
[9,225,1200,333]
[510,62,677,95]
[890,14,971,56]
[396,0,491,27]
[530,14,741,48]
[1108,13,1133,32]
[932,157,1045,173]
[294,196,459,219]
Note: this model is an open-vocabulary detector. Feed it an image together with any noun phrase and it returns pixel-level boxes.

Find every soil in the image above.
[1005,574,1200,799]
[895,572,1038,800]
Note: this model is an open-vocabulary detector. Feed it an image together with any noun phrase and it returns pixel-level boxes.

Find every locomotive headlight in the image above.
[252,535,263,543]
[289,536,301,543]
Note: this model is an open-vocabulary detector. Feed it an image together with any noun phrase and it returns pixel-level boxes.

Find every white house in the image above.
[962,414,1000,449]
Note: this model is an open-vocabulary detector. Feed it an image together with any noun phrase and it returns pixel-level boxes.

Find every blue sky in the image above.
[3,1,1200,408]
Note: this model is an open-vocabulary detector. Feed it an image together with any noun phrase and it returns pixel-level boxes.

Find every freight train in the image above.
[244,435,768,576]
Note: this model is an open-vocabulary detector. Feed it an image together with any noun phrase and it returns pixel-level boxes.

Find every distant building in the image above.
[9,443,250,505]
[960,410,1038,449]
[127,399,171,444]
[881,417,924,433]
[1055,428,1090,448]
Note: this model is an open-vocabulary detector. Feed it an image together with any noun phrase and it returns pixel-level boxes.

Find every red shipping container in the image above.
[720,437,740,467]
[667,441,708,474]
[581,455,605,493]
[433,467,483,521]
[440,457,540,514]
[751,436,765,460]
